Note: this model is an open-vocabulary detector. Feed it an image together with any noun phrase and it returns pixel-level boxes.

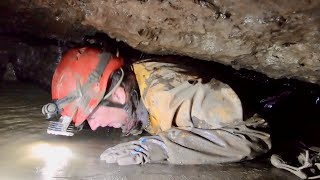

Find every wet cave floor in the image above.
[0,81,304,180]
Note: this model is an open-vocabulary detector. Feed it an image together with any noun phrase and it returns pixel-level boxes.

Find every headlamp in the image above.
[42,102,60,120]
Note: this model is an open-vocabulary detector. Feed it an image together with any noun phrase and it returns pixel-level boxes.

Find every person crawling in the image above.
[42,47,270,165]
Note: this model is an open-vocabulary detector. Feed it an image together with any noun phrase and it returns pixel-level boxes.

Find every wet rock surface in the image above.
[2,63,17,81]
[1,0,320,84]
[0,35,65,90]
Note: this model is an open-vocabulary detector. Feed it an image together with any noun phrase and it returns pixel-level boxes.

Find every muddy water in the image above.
[0,82,297,180]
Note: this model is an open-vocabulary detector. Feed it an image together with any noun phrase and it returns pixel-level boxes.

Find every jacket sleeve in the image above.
[158,117,271,164]
[133,61,271,164]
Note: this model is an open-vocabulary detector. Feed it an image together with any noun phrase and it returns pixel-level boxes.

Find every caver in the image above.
[42,47,271,165]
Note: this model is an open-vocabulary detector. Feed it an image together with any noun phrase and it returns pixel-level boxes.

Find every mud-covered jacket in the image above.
[132,59,271,164]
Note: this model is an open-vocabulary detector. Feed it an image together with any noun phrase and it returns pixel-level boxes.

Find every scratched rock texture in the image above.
[0,0,320,84]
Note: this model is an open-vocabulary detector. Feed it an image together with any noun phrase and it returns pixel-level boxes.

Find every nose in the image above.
[87,117,100,131]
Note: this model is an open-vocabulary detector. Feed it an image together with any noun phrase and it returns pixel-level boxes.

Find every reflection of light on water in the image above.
[31,143,73,180]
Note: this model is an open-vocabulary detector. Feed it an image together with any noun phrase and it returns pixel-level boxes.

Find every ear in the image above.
[111,86,126,104]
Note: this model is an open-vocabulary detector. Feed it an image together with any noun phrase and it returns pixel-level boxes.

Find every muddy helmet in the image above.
[48,47,124,126]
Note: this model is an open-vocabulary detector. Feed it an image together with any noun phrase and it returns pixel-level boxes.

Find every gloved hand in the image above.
[100,136,168,166]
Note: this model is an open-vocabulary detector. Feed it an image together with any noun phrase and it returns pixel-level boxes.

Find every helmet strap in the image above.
[99,67,148,135]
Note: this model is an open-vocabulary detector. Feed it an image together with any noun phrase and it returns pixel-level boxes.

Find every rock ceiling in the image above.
[1,0,320,84]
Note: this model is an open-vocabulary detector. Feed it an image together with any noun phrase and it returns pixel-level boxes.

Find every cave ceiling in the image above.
[1,0,320,84]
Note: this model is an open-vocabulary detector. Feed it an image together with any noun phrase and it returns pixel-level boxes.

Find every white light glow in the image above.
[31,143,73,179]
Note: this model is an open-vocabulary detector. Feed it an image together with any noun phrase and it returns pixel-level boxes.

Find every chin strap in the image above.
[99,79,145,135]
[99,67,147,136]
[103,68,124,100]
[120,86,146,136]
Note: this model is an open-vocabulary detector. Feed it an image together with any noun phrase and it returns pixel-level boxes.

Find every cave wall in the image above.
[0,0,320,84]
[11,43,61,89]
[0,35,63,89]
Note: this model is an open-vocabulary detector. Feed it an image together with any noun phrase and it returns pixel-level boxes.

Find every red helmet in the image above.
[51,47,123,126]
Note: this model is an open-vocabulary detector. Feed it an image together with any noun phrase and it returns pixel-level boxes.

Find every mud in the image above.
[0,82,300,180]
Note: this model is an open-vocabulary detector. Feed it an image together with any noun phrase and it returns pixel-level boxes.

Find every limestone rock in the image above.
[1,0,320,84]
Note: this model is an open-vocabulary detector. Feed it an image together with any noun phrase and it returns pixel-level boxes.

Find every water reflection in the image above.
[30,142,73,179]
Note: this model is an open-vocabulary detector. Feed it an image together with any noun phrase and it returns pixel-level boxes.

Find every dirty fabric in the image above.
[133,60,244,134]
[130,58,271,164]
[100,136,168,166]
[159,117,270,164]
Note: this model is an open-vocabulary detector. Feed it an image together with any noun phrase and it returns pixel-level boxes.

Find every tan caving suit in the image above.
[133,59,271,164]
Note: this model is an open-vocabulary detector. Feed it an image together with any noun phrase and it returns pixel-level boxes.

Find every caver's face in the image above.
[87,86,128,131]
[87,106,128,130]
